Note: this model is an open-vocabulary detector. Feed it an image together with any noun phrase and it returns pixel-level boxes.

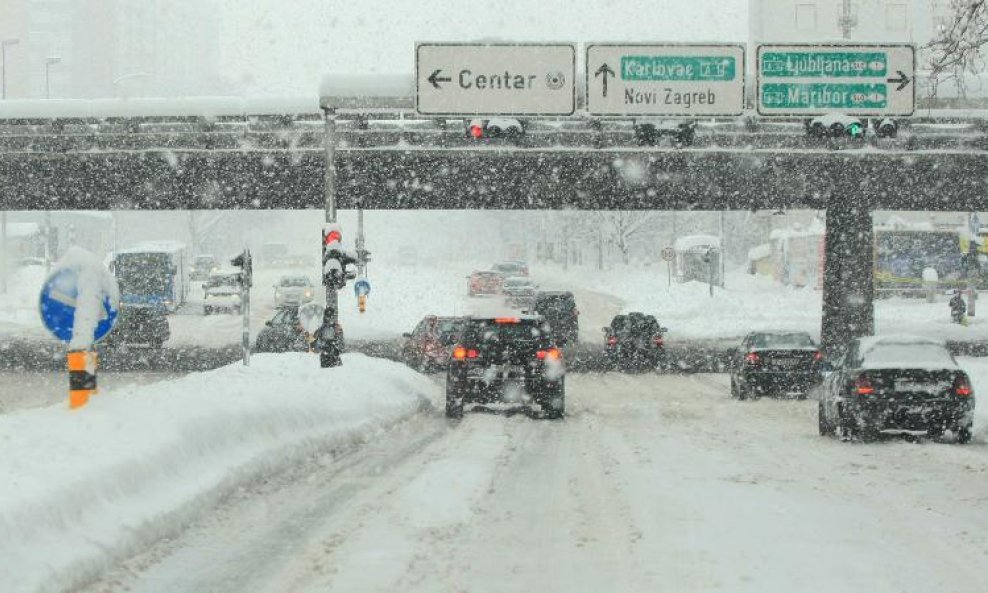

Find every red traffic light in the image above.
[469,124,484,139]
[324,229,342,245]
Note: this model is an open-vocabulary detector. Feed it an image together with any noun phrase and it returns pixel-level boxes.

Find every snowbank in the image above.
[0,353,438,593]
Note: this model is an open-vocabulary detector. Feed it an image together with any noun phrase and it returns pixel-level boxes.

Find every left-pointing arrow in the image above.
[428,69,452,89]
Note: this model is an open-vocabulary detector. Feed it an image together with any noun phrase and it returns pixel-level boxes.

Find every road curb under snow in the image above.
[0,353,439,593]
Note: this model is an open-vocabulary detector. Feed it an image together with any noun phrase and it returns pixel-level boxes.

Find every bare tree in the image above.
[924,1,988,101]
[602,211,660,265]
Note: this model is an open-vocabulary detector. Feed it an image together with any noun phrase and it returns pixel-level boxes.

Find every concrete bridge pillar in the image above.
[821,199,874,356]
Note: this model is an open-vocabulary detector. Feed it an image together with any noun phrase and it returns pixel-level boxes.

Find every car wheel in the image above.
[540,383,565,420]
[836,404,855,441]
[737,381,748,400]
[730,377,738,399]
[955,423,973,444]
[445,383,464,419]
[203,307,211,315]
[818,402,835,436]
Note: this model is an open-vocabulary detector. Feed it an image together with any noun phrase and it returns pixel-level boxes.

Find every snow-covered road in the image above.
[83,373,988,593]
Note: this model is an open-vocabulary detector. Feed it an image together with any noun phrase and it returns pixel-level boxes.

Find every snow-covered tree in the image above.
[924,1,988,101]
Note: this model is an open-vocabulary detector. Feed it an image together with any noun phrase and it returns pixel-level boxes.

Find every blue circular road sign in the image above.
[354,279,371,297]
[39,267,119,343]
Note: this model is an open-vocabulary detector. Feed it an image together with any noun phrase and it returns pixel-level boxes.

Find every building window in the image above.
[886,3,907,32]
[796,3,816,31]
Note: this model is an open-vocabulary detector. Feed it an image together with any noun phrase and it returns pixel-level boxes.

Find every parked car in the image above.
[730,331,825,399]
[603,313,667,370]
[445,316,564,419]
[530,291,579,344]
[817,334,975,443]
[255,306,345,353]
[100,305,170,350]
[467,270,504,297]
[191,254,218,281]
[203,271,243,315]
[273,274,315,307]
[401,315,466,372]
[502,277,537,308]
[492,260,529,278]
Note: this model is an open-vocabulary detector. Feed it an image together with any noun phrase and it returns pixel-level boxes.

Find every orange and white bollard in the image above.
[358,294,367,314]
[67,350,97,409]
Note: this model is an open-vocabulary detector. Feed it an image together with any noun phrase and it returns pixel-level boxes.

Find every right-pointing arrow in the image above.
[887,70,910,91]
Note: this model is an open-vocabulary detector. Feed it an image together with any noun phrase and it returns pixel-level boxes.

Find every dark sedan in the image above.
[817,335,975,443]
[730,331,824,399]
[255,306,344,354]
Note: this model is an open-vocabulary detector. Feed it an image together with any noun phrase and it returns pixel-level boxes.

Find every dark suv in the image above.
[445,316,565,419]
[531,291,578,344]
[604,313,667,370]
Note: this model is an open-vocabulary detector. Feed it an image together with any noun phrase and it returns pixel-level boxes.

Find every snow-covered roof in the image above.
[114,241,188,255]
[858,334,957,370]
[0,96,321,120]
[747,243,771,261]
[2,222,41,238]
[769,218,825,241]
[673,234,720,252]
[876,215,937,231]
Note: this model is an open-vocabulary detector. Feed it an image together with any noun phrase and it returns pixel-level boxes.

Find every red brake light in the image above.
[536,347,561,360]
[854,374,874,395]
[954,375,973,397]
[813,351,824,361]
[452,346,467,360]
[652,334,664,346]
[744,352,760,364]
[467,349,479,359]
[607,336,618,346]
[495,317,519,324]
[469,124,484,139]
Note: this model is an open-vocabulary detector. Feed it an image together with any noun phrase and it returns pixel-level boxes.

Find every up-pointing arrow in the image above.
[595,63,615,97]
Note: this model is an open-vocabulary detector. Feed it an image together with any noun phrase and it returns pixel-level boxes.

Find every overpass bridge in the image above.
[2,94,988,352]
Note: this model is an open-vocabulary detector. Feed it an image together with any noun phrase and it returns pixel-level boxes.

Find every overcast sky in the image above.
[217,0,748,95]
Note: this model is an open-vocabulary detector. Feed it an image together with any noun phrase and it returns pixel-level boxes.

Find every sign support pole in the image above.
[242,281,250,366]
[323,106,341,364]
[67,350,97,409]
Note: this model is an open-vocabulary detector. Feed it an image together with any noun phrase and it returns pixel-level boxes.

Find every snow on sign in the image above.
[39,247,120,348]
[415,43,576,116]
[757,44,915,116]
[586,44,745,116]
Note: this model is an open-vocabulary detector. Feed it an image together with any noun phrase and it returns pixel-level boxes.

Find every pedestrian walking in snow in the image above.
[950,290,967,325]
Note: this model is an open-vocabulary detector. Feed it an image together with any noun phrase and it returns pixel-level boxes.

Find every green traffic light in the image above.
[848,123,863,138]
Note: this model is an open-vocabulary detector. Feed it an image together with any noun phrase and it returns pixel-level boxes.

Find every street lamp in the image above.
[1,38,21,100]
[112,72,150,98]
[45,56,61,99]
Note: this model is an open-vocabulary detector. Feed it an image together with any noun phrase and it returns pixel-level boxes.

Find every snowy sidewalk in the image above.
[0,353,439,593]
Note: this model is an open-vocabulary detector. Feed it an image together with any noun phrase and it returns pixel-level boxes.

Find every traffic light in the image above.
[633,120,695,147]
[806,115,865,139]
[875,118,898,138]
[466,118,524,140]
[230,249,252,288]
[322,225,357,289]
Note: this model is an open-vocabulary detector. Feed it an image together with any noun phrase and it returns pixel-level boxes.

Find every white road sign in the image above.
[756,44,915,116]
[415,43,576,116]
[586,44,745,116]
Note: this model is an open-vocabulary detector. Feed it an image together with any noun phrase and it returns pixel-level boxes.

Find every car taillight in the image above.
[452,346,478,360]
[536,347,562,360]
[495,317,519,324]
[744,352,760,365]
[854,374,874,395]
[652,334,664,347]
[813,351,824,361]
[954,375,973,397]
[607,336,618,347]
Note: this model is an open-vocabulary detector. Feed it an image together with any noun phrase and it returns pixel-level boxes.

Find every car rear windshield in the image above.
[207,276,239,287]
[750,333,814,349]
[861,343,955,368]
[537,296,574,310]
[280,277,309,287]
[464,321,544,343]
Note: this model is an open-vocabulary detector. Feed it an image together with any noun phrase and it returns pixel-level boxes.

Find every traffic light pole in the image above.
[323,106,341,366]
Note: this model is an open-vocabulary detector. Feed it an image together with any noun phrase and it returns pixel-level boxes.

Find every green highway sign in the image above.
[620,56,736,81]
[756,44,914,116]
[762,83,887,110]
[761,52,887,78]
[586,44,745,116]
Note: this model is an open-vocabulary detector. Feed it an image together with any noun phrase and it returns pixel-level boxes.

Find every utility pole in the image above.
[838,0,856,39]
[1,211,7,294]
[45,57,61,99]
[719,210,726,287]
[356,205,367,278]
[1,38,21,100]
[322,106,341,366]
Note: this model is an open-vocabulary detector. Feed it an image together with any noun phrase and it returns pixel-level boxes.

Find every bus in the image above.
[109,241,190,312]
[874,228,985,297]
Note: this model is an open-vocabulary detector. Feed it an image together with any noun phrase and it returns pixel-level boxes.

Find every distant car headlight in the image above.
[304,289,313,298]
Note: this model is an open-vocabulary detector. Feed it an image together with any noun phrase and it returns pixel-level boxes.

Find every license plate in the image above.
[896,381,933,393]
[775,358,799,368]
